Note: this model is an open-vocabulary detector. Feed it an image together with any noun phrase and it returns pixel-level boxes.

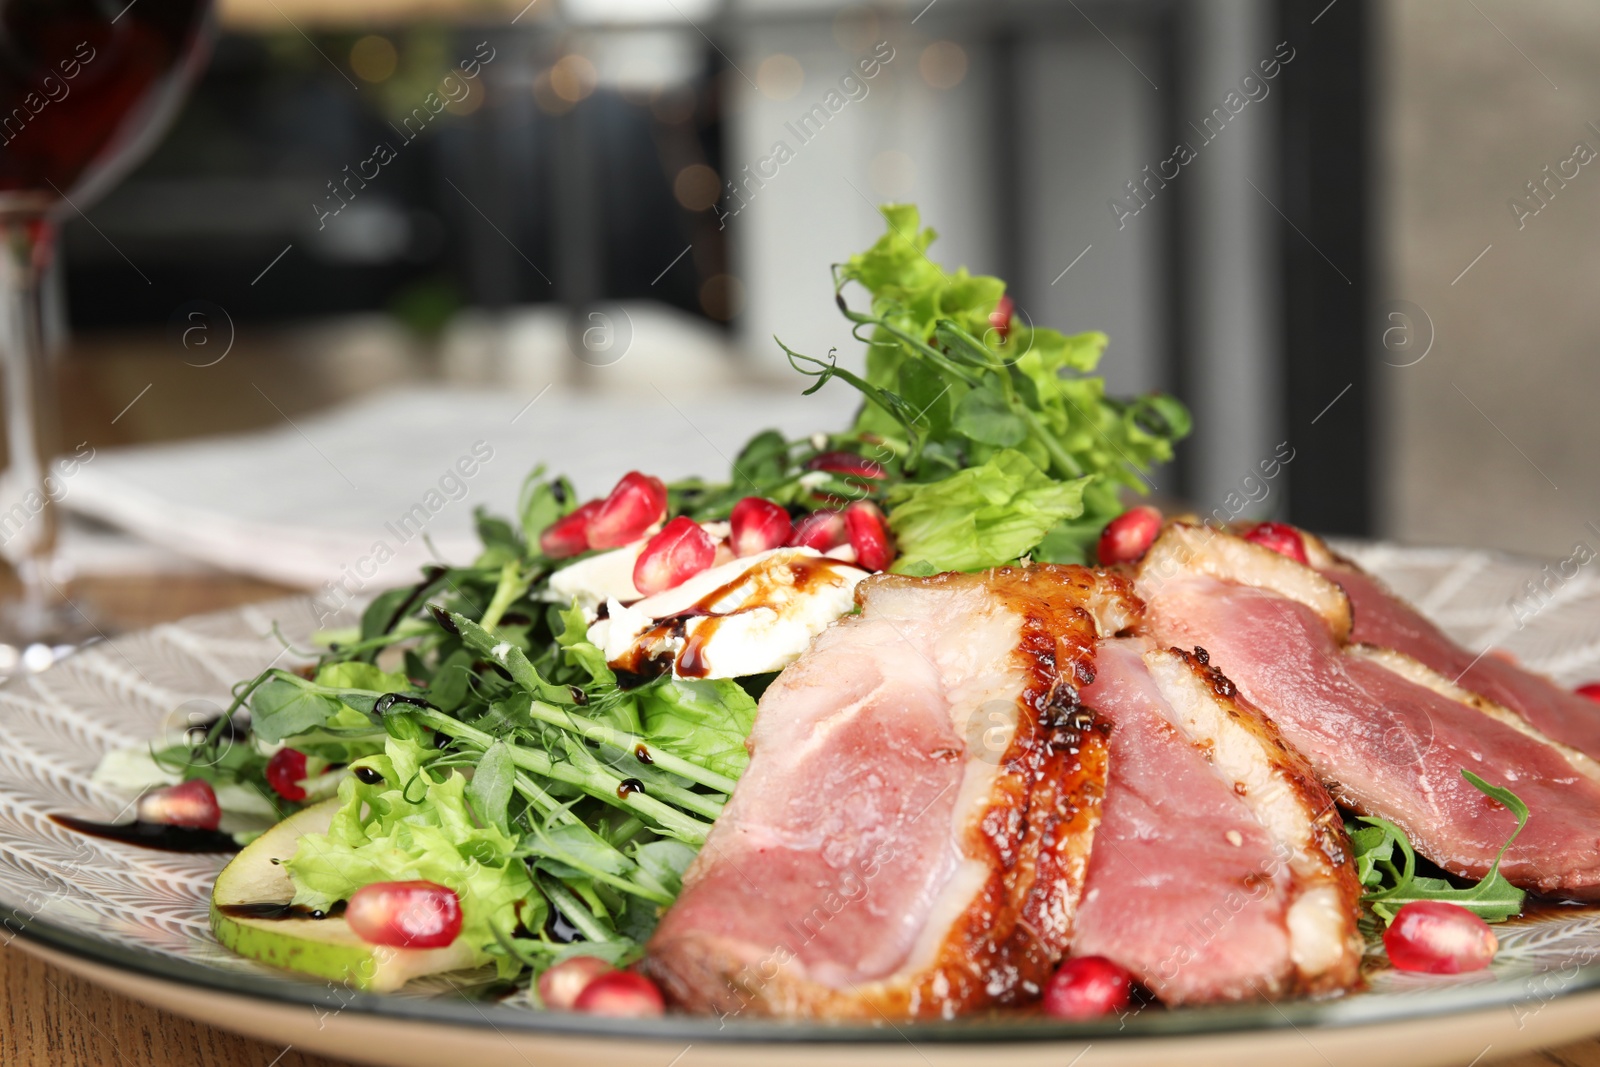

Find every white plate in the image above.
[4,544,1600,1067]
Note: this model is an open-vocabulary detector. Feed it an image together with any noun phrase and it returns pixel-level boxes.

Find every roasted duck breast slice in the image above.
[1136,526,1600,899]
[1303,538,1600,764]
[646,565,1139,1019]
[1073,639,1361,1004]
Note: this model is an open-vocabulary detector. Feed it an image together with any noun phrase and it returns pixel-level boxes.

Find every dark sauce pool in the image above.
[51,814,240,853]
[217,901,346,921]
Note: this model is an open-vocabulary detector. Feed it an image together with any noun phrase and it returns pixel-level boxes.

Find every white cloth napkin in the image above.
[62,384,859,590]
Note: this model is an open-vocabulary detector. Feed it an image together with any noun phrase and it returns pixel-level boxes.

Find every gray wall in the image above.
[726,0,1282,518]
[1380,0,1600,557]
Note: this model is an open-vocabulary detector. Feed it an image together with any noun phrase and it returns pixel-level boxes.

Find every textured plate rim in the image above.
[12,885,1600,1045]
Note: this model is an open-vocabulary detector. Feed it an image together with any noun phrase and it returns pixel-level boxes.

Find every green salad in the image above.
[132,204,1525,997]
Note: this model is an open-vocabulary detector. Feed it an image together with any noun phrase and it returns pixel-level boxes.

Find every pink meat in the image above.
[646,566,1128,1019]
[1328,562,1600,761]
[1075,641,1294,1003]
[1143,574,1600,898]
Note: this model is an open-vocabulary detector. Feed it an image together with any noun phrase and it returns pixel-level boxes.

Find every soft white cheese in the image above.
[589,547,867,679]
[546,539,647,609]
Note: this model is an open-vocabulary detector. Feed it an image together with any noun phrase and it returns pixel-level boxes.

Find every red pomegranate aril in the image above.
[137,778,221,831]
[540,500,602,559]
[1042,956,1134,1020]
[538,956,616,1010]
[789,509,848,552]
[990,293,1015,341]
[730,497,792,557]
[805,451,886,481]
[634,516,716,596]
[573,970,666,1017]
[844,501,894,571]
[265,748,309,802]
[1096,506,1162,565]
[587,472,668,550]
[346,880,463,949]
[1383,901,1497,974]
[1242,521,1309,564]
[1577,683,1600,704]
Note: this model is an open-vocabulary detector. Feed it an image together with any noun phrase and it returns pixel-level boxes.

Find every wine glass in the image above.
[0,0,214,663]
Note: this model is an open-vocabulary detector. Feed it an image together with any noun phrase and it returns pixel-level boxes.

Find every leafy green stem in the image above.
[478,561,529,635]
[411,708,714,845]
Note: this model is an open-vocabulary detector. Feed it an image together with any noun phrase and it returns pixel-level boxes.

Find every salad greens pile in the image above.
[779,203,1190,569]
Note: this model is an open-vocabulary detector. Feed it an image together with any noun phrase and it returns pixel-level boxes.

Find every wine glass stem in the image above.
[0,216,62,632]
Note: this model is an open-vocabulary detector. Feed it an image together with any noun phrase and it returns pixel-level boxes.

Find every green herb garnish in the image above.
[1348,770,1529,924]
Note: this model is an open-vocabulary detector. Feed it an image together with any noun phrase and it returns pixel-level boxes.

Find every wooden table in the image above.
[0,573,359,1067]
[0,572,1595,1067]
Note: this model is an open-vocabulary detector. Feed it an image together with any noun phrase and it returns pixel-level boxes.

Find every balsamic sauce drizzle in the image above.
[51,815,240,854]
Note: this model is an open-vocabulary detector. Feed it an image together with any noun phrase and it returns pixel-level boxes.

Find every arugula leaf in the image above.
[248,675,344,744]
[1349,770,1529,924]
[467,740,516,833]
[886,450,1089,573]
[474,507,524,568]
[517,467,576,554]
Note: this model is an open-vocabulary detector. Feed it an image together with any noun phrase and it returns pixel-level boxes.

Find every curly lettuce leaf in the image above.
[886,449,1089,573]
[285,735,537,977]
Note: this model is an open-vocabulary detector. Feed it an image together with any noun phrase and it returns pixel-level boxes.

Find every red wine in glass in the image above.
[0,0,213,654]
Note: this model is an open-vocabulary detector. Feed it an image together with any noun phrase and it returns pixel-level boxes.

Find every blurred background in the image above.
[9,0,1599,616]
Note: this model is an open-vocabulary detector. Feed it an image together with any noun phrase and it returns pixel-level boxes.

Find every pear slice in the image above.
[210,798,477,991]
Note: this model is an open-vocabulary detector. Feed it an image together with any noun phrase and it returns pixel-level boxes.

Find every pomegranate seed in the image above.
[1242,521,1309,565]
[540,500,602,558]
[805,451,886,481]
[265,748,309,802]
[633,517,716,596]
[729,497,792,557]
[1042,956,1134,1020]
[588,472,668,550]
[789,509,848,552]
[844,501,894,571]
[990,293,1015,341]
[538,956,616,1010]
[137,779,221,831]
[573,970,665,1017]
[1096,506,1162,565]
[346,880,463,949]
[1383,901,1497,974]
[1577,683,1600,704]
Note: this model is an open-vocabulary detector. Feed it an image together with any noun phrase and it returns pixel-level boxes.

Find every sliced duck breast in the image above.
[1300,538,1600,763]
[1073,639,1361,1004]
[1136,525,1600,899]
[645,566,1139,1019]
